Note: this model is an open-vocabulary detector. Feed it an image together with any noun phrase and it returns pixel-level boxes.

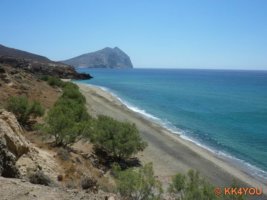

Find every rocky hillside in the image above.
[0,109,117,200]
[62,47,133,69]
[0,62,117,200]
[0,44,92,79]
[0,63,60,108]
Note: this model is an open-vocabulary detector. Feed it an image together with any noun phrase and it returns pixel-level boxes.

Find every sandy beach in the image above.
[78,83,267,197]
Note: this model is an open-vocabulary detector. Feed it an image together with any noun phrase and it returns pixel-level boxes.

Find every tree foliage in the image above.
[43,81,92,146]
[91,115,147,160]
[169,170,218,200]
[41,75,64,87]
[61,82,86,104]
[6,96,44,125]
[113,163,162,200]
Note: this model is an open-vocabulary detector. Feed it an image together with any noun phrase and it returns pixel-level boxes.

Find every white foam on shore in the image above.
[84,83,267,183]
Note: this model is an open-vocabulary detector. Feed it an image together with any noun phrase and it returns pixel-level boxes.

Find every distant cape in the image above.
[62,47,133,69]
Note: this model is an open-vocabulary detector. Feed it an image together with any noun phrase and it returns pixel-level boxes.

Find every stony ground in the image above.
[0,177,117,200]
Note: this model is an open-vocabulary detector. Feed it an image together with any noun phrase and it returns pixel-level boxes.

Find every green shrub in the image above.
[28,170,53,186]
[30,101,45,118]
[169,170,219,200]
[40,75,64,87]
[63,81,78,90]
[61,82,86,104]
[42,82,92,146]
[91,115,147,160]
[80,176,97,190]
[6,96,44,125]
[113,163,162,200]
[47,76,64,87]
[40,75,49,81]
[43,104,91,146]
[55,98,89,122]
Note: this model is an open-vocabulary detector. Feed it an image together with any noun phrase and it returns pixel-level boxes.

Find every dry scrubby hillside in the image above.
[0,61,60,108]
[0,60,117,200]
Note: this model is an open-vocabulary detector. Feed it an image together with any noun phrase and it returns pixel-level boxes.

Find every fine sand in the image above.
[78,83,267,197]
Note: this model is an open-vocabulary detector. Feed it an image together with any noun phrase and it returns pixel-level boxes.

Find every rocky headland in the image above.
[62,47,133,69]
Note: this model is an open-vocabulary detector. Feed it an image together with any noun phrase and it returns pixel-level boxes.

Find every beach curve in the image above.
[77,83,267,198]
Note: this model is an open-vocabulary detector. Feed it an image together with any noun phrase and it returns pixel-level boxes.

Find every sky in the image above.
[0,0,267,69]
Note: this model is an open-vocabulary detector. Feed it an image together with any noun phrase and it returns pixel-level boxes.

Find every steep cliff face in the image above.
[62,47,133,68]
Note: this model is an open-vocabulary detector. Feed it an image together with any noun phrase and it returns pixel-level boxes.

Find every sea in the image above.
[76,68,267,182]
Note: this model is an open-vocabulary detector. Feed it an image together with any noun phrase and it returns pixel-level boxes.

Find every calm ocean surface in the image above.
[76,68,267,180]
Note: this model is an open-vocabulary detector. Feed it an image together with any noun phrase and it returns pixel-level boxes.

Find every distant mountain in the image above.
[0,44,91,79]
[62,47,133,68]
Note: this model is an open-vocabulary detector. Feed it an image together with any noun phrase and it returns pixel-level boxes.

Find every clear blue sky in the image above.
[0,0,267,69]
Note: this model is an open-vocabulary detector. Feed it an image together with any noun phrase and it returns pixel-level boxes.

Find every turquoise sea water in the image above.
[76,68,267,181]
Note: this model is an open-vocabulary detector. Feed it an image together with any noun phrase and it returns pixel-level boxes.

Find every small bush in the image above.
[6,96,44,125]
[113,163,162,200]
[40,75,49,81]
[61,82,86,104]
[47,76,64,87]
[28,170,53,186]
[81,176,97,190]
[169,170,219,200]
[57,148,70,161]
[40,75,65,87]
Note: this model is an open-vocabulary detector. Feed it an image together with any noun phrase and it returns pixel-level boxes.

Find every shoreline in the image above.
[77,83,267,196]
[96,84,267,183]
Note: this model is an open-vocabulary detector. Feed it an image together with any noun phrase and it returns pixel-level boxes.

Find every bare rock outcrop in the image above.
[0,109,61,181]
[0,109,29,158]
[16,146,62,181]
[0,109,30,178]
[0,138,20,178]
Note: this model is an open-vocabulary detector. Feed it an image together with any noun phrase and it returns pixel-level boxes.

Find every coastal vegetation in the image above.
[112,163,162,200]
[6,96,44,126]
[1,70,247,199]
[40,75,65,87]
[91,115,147,160]
[32,80,247,199]
[41,80,147,164]
[168,170,217,200]
[42,81,90,146]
